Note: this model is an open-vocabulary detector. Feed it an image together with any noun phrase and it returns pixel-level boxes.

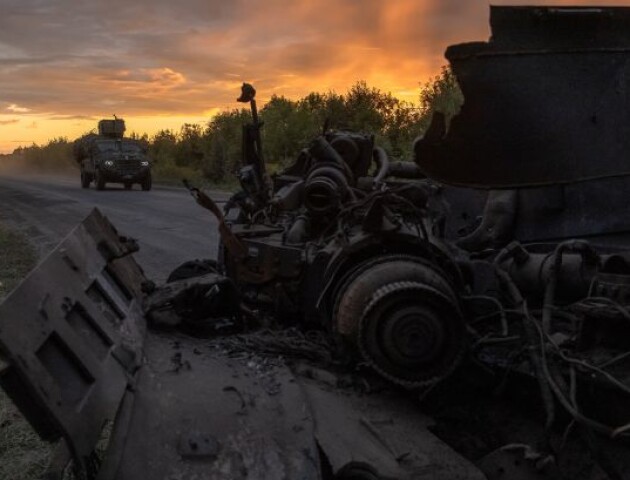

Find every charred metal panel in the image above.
[414,6,630,188]
[442,176,630,246]
[0,208,146,469]
[104,335,321,480]
[513,178,630,242]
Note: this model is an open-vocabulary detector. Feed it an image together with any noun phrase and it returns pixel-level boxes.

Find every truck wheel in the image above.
[80,171,90,188]
[141,172,152,191]
[124,182,132,190]
[95,170,106,190]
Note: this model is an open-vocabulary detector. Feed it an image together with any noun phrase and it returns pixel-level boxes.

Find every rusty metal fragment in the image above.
[183,180,248,259]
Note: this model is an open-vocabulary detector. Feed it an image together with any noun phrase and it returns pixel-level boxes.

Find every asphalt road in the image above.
[0,173,229,282]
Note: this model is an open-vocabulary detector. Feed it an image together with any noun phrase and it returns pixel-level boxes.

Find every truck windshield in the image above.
[95,140,144,154]
[121,142,144,154]
[95,140,118,153]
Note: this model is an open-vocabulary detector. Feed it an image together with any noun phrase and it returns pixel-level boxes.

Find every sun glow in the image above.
[2,0,629,153]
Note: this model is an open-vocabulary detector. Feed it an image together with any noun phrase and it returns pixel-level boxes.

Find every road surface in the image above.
[0,173,229,282]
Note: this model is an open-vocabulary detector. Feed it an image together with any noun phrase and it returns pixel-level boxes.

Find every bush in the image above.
[10,138,75,173]
[152,156,203,186]
[5,69,463,186]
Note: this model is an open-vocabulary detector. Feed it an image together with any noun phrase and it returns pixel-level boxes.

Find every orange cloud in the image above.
[6,104,31,113]
[103,68,186,88]
[1,0,630,152]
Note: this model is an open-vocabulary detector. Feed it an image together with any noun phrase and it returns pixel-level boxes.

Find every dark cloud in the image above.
[0,0,628,122]
[0,1,423,117]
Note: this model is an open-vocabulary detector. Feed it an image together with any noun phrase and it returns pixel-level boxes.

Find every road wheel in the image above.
[333,256,465,388]
[141,172,152,191]
[124,182,132,190]
[80,170,90,188]
[95,169,106,190]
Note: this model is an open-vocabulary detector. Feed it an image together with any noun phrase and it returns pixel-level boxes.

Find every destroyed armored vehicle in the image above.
[182,82,466,389]
[73,118,152,191]
[4,5,630,480]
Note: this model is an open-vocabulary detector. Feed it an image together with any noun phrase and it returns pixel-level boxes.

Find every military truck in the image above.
[73,118,152,191]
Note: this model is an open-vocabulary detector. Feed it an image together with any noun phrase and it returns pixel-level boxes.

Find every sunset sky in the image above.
[1,0,629,153]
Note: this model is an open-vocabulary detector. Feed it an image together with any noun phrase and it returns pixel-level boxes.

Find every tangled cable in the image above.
[479,254,630,440]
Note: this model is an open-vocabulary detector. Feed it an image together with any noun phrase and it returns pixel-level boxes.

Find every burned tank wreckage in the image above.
[172,82,466,389]
[3,5,630,480]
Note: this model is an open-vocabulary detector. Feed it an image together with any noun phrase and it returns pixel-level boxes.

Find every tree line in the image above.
[5,67,462,185]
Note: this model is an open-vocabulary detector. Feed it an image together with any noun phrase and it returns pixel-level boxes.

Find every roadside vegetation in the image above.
[0,225,52,480]
[2,69,462,187]
[0,224,37,298]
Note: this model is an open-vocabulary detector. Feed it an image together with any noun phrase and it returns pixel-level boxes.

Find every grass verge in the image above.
[0,224,37,298]
[0,225,53,480]
[152,162,239,191]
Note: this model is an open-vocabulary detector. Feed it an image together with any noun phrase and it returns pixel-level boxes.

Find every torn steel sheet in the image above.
[0,208,146,474]
[300,379,486,480]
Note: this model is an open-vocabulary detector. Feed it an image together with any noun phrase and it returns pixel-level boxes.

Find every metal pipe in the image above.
[373,147,390,184]
[388,161,424,179]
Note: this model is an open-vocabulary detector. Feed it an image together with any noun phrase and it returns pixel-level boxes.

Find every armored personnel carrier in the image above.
[73,118,152,191]
[3,5,630,480]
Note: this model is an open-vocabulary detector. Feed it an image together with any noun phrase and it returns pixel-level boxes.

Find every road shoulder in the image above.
[0,223,37,299]
[0,224,52,480]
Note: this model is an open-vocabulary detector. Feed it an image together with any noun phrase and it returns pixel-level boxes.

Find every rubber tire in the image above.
[80,171,90,188]
[124,182,132,190]
[141,172,152,191]
[95,169,106,190]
